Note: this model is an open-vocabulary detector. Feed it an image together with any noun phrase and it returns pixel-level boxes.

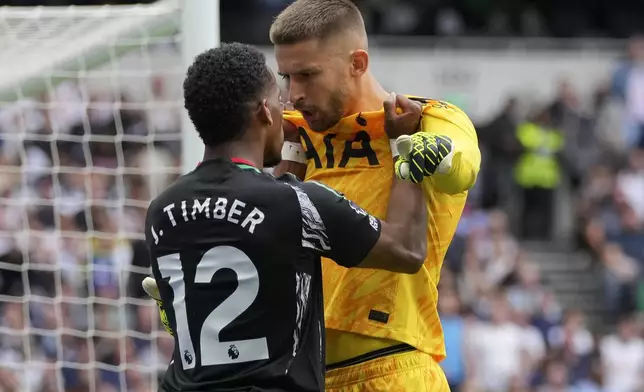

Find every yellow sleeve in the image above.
[420,106,481,195]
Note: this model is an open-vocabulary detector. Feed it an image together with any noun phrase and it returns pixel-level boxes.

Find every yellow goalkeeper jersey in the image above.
[283,97,480,363]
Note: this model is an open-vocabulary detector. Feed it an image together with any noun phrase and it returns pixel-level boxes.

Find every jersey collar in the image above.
[196,158,261,173]
[230,158,261,173]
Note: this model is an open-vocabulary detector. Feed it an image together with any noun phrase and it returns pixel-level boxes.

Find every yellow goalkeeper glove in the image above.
[394,133,454,184]
[142,277,173,336]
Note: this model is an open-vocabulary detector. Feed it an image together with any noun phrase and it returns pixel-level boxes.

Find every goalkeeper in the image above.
[267,1,480,390]
[270,0,481,392]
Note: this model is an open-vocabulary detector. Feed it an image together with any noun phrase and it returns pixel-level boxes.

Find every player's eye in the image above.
[280,74,290,81]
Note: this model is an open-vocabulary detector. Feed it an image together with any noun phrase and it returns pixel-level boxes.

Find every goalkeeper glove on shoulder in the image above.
[394,133,454,183]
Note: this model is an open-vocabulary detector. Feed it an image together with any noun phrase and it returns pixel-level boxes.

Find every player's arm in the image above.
[420,113,480,194]
[295,95,428,273]
[362,164,427,272]
[273,119,307,180]
[298,174,426,274]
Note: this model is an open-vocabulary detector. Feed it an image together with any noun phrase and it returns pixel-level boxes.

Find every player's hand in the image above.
[383,93,422,138]
[142,277,174,336]
[394,133,454,183]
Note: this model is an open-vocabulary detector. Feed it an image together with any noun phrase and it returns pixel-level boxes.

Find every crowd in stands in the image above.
[0,75,180,391]
[443,35,644,392]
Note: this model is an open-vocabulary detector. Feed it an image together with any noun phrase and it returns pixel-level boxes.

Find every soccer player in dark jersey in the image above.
[144,42,429,392]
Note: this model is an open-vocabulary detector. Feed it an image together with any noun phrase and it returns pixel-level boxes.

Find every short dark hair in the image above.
[269,0,364,45]
[183,42,273,146]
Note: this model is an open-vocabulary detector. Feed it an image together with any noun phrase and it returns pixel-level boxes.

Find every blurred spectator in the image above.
[477,97,521,209]
[469,210,521,290]
[536,359,571,392]
[514,107,565,240]
[508,261,563,330]
[550,80,603,190]
[435,8,465,37]
[145,76,181,157]
[611,35,644,149]
[578,167,616,238]
[572,356,604,392]
[599,314,644,392]
[468,293,530,391]
[547,311,595,382]
[513,306,547,376]
[439,291,469,391]
[593,84,627,157]
[614,149,644,230]
[601,243,639,316]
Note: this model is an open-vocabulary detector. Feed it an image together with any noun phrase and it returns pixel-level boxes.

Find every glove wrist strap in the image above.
[281,142,307,164]
[389,139,399,157]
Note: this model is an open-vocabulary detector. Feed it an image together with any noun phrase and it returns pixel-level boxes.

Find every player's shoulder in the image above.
[276,175,330,200]
[406,95,476,134]
[297,180,345,199]
[294,180,373,218]
[278,178,348,213]
[146,171,196,215]
[149,163,283,212]
[406,95,469,120]
[232,168,300,206]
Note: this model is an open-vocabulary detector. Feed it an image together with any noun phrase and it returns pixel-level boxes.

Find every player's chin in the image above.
[308,119,329,133]
[308,115,340,133]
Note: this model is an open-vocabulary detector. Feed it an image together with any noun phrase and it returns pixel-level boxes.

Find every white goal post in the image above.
[180,0,217,174]
[0,0,212,172]
[0,1,216,391]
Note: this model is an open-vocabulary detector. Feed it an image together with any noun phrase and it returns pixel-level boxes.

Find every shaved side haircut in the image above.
[269,0,366,45]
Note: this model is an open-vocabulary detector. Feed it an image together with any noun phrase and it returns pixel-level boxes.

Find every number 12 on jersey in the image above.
[157,246,269,369]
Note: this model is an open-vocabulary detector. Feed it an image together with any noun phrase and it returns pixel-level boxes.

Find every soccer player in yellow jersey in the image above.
[268,0,480,390]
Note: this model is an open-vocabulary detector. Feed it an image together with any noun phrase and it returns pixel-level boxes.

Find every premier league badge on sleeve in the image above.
[348,200,368,216]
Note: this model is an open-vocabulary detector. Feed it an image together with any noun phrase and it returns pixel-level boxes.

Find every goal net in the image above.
[0,1,197,391]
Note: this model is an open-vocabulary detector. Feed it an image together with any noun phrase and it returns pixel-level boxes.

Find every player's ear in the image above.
[258,99,274,126]
[350,49,369,77]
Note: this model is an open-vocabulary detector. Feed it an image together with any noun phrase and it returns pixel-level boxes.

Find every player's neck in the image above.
[203,142,263,169]
[346,73,389,115]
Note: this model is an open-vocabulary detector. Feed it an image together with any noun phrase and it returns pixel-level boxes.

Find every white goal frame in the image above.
[180,0,218,174]
[0,0,215,174]
[0,1,218,391]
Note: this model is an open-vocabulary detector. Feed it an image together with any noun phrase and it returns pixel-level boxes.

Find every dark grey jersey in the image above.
[144,158,381,392]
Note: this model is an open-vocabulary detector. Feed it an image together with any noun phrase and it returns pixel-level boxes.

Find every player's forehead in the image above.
[274,40,327,73]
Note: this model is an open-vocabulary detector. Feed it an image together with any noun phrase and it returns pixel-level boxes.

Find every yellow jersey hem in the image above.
[325,324,446,361]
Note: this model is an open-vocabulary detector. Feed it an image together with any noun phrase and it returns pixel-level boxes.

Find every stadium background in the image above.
[1,0,644,391]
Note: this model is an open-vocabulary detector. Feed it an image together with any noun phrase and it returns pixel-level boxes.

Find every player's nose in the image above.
[288,82,305,104]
